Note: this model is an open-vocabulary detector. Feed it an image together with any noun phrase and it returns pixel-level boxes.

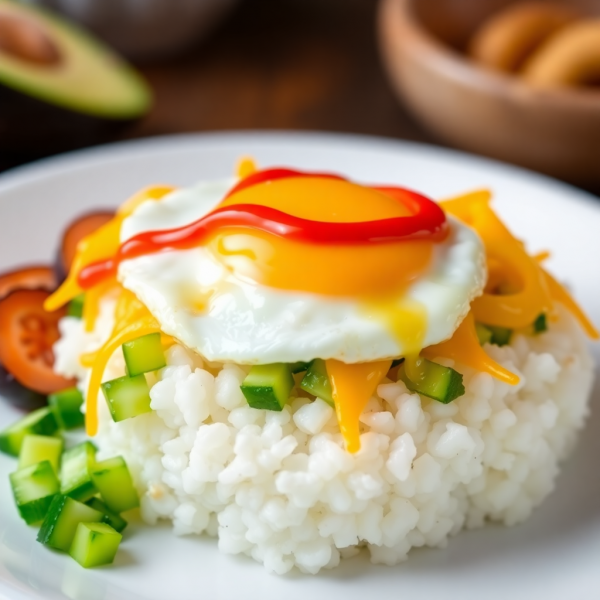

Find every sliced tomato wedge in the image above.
[0,265,57,300]
[61,211,115,274]
[0,289,75,394]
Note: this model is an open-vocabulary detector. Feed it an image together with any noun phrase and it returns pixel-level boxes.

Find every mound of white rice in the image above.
[54,300,594,574]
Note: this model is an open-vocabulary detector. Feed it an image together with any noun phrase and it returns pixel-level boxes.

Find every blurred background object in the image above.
[2,0,433,170]
[28,0,241,61]
[2,0,600,194]
[378,0,600,186]
[0,0,151,159]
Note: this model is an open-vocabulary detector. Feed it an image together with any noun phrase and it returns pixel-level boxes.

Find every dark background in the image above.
[1,0,598,195]
[133,0,426,141]
[0,0,435,172]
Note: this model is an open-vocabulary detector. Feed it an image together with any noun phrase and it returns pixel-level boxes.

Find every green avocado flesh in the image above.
[0,0,151,118]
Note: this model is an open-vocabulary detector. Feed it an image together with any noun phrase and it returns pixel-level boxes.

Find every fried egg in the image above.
[117,176,486,364]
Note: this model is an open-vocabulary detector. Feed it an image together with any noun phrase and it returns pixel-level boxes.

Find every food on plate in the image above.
[0,265,57,299]
[0,160,597,573]
[0,208,134,568]
[0,289,75,394]
[0,406,58,456]
[59,211,115,277]
[0,211,113,409]
[69,521,123,568]
[48,386,85,430]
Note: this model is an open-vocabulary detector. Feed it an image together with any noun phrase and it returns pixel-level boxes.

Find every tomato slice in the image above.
[0,265,57,300]
[61,211,115,274]
[0,289,74,394]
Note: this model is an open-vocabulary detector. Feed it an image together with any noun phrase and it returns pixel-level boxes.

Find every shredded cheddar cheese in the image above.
[443,189,598,339]
[44,179,597,454]
[423,312,519,385]
[85,310,161,436]
[82,279,119,333]
[44,186,175,313]
[326,359,392,454]
[441,190,554,329]
[236,157,258,179]
[542,269,599,339]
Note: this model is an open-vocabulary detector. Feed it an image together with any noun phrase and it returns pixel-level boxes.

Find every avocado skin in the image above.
[0,84,140,160]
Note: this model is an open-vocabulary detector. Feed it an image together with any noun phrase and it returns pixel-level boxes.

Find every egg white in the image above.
[119,180,486,364]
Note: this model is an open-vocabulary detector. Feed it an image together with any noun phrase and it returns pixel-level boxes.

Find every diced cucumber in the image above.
[299,359,334,407]
[240,363,294,411]
[488,325,512,346]
[86,497,128,533]
[290,361,310,374]
[101,374,152,422]
[91,456,139,513]
[19,435,63,474]
[534,313,547,333]
[10,460,60,524]
[399,359,465,404]
[122,332,166,377]
[0,407,58,457]
[61,441,98,502]
[475,323,493,345]
[69,522,122,568]
[49,387,85,430]
[67,294,85,319]
[37,495,103,552]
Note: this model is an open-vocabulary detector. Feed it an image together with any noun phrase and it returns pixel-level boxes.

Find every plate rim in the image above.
[0,130,598,210]
[0,130,599,600]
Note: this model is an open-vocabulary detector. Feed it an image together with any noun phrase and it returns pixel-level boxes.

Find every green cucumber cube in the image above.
[10,460,60,524]
[487,325,512,346]
[92,456,139,513]
[122,332,166,377]
[101,374,152,422]
[240,363,294,411]
[49,387,85,430]
[290,361,310,374]
[69,522,122,568]
[38,495,103,552]
[399,359,465,404]
[67,294,85,319]
[475,323,493,345]
[61,441,98,502]
[0,407,58,457]
[299,359,334,407]
[534,313,547,333]
[19,435,63,474]
[85,497,128,533]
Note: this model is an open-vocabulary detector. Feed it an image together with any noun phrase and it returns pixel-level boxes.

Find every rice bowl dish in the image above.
[57,302,593,574]
[0,159,596,574]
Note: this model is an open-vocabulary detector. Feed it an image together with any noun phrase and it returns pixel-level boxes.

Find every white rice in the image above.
[54,302,594,575]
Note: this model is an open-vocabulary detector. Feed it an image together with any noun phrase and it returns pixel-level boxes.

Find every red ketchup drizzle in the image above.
[77,169,448,290]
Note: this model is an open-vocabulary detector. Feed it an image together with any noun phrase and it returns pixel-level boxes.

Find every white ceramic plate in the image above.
[0,132,598,600]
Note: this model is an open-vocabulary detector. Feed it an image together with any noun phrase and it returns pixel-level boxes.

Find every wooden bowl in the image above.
[378,0,600,185]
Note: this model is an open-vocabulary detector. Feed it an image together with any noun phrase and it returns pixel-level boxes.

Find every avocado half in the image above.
[0,0,152,158]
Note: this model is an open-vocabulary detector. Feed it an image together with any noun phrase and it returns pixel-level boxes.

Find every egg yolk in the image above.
[44,171,598,453]
[210,177,435,297]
